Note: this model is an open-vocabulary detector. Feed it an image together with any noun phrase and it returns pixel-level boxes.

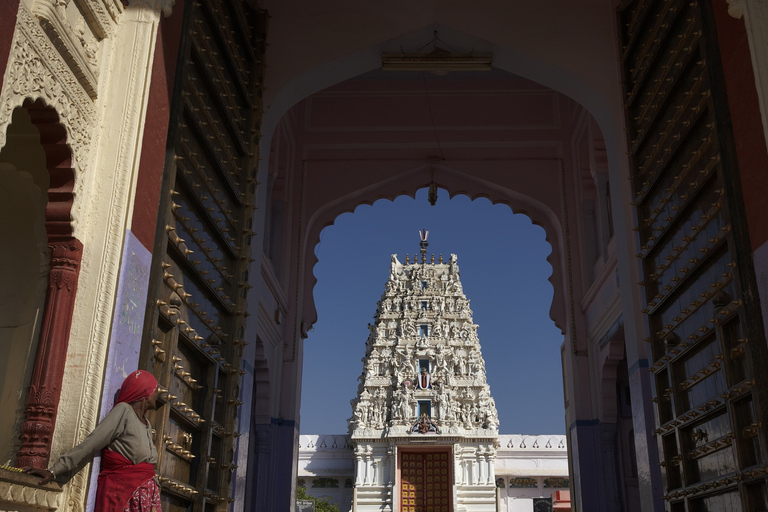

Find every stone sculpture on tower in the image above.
[349,231,499,512]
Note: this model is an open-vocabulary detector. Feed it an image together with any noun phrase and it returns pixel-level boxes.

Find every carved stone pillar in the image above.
[16,239,83,468]
[455,458,464,485]
[354,453,364,486]
[363,454,372,485]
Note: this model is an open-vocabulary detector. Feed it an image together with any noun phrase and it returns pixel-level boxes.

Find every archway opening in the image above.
[262,53,632,512]
[301,187,564,435]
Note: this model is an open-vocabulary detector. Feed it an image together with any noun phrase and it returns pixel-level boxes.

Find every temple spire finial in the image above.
[419,229,429,263]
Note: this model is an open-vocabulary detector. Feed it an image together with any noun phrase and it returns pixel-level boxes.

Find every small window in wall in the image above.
[533,498,553,512]
[418,400,431,418]
[420,301,428,310]
[420,281,427,290]
[419,325,428,337]
[419,359,430,372]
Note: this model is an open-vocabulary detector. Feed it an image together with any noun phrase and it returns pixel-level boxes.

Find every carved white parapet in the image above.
[726,0,768,151]
[0,468,62,512]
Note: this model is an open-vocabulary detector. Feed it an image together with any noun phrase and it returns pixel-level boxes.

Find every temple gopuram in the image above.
[300,233,570,512]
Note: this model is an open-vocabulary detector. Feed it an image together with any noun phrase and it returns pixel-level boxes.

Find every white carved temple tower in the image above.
[349,232,499,512]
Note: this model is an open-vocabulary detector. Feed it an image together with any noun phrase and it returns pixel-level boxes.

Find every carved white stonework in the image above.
[726,0,768,152]
[0,2,95,174]
[0,484,61,511]
[349,250,499,511]
[32,0,103,98]
[350,253,498,438]
[0,1,166,511]
[0,469,63,512]
[56,2,166,511]
[299,434,569,512]
[68,0,128,40]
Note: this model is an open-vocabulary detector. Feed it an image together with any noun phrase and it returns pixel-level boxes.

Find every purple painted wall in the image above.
[85,229,151,511]
[756,241,768,353]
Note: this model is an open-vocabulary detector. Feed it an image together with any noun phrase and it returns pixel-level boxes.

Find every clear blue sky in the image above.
[300,188,565,435]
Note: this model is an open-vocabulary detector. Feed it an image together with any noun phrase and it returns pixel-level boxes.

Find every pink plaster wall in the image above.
[259,2,621,140]
[711,1,768,250]
[269,70,606,350]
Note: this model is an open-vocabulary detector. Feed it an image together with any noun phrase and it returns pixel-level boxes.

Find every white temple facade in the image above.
[349,245,498,511]
[298,434,570,512]
[299,241,571,511]
[299,236,567,512]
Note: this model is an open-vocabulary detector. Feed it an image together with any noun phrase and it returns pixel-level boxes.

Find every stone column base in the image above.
[0,468,62,512]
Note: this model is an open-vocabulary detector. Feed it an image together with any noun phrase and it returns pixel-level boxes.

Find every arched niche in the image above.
[0,99,79,468]
[0,106,50,463]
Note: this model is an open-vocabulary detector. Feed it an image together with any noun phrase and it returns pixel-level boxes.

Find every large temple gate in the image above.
[399,450,453,512]
[618,1,768,509]
[138,1,267,509]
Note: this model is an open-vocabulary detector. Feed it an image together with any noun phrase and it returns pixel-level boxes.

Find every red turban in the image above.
[115,370,158,406]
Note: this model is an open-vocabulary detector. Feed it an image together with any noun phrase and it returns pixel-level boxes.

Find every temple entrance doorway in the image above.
[398,448,452,512]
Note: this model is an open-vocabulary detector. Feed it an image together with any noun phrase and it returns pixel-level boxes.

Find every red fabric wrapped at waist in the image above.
[96,449,156,512]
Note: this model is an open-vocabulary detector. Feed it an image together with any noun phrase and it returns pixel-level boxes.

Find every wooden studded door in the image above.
[400,451,451,512]
[618,1,768,510]
[140,1,266,511]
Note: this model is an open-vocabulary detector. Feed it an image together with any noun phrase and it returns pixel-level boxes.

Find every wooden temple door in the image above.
[618,1,768,510]
[399,451,452,512]
[140,1,266,510]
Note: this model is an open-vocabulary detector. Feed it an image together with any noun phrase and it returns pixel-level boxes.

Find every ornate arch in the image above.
[0,2,94,231]
[22,98,76,240]
[300,162,567,332]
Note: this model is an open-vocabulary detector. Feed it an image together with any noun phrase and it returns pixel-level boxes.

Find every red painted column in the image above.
[131,0,186,250]
[711,1,768,249]
[16,239,83,468]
